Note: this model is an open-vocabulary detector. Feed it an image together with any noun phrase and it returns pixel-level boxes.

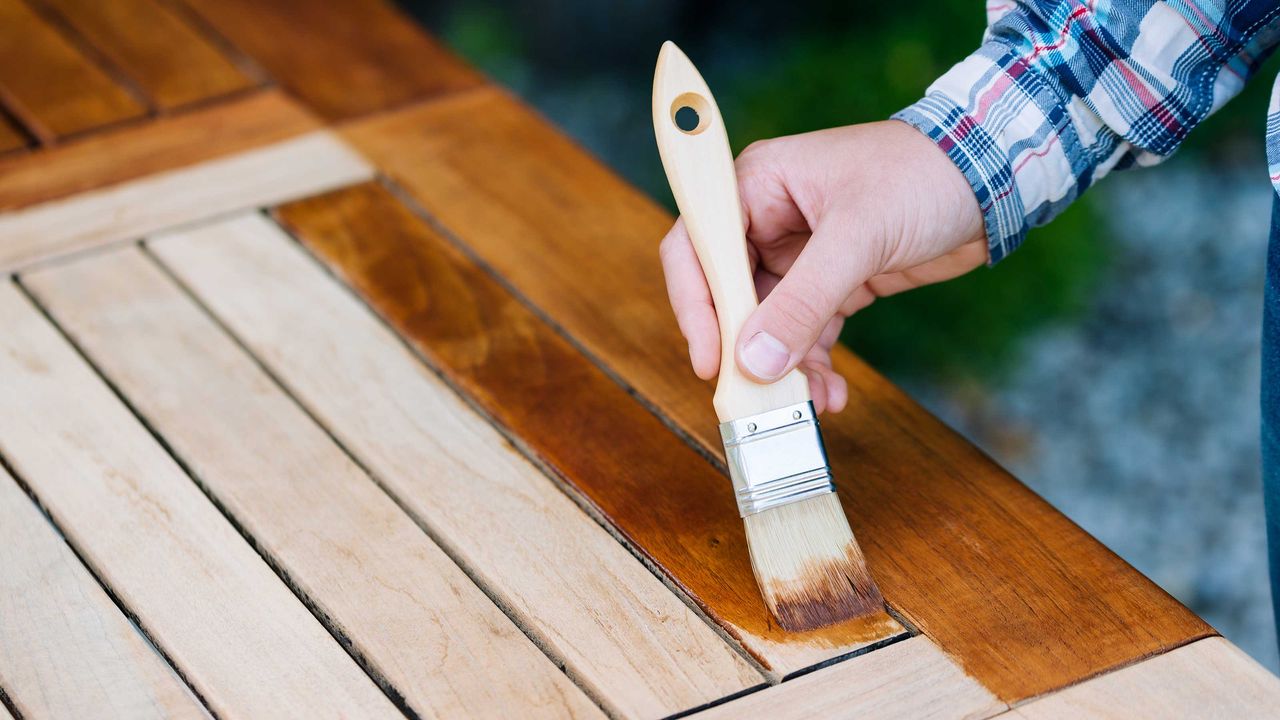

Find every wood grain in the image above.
[0,0,145,141]
[24,246,603,720]
[1007,637,1280,719]
[342,88,1215,701]
[0,130,370,273]
[34,0,255,111]
[689,636,1003,720]
[173,0,483,120]
[0,465,209,720]
[0,90,319,212]
[0,281,398,718]
[274,182,906,678]
[149,213,766,720]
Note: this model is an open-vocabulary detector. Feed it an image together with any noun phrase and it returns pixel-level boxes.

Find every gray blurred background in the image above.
[399,0,1280,670]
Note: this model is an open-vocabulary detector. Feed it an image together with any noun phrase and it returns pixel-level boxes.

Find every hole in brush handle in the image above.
[670,92,711,135]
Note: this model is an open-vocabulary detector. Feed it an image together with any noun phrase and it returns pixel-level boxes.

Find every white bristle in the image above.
[743,493,882,631]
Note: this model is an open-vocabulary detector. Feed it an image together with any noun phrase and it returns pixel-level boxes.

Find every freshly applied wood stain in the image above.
[0,0,145,141]
[0,90,319,212]
[174,0,484,121]
[275,182,906,677]
[340,90,1214,701]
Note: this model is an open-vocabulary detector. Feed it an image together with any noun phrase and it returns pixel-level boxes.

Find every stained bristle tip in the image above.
[742,493,883,631]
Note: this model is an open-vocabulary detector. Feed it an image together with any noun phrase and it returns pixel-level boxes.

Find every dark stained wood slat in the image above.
[36,0,255,111]
[0,89,319,211]
[340,88,1215,702]
[275,182,906,679]
[173,0,483,121]
[0,0,145,141]
[0,113,29,155]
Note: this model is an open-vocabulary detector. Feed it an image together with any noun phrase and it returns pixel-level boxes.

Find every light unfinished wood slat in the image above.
[0,281,398,719]
[1007,637,1280,719]
[0,466,208,720]
[24,246,603,720]
[37,0,255,111]
[0,0,144,141]
[690,636,1003,720]
[0,131,371,273]
[150,213,766,720]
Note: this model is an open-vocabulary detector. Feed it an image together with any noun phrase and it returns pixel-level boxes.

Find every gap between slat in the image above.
[128,239,618,720]
[0,282,222,720]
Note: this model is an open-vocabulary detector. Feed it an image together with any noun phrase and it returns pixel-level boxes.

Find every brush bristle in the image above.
[743,493,882,631]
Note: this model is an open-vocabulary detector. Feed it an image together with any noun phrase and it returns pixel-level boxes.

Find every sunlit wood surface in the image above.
[0,1,1276,718]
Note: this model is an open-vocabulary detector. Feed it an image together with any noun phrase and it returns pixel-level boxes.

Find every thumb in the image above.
[736,223,875,382]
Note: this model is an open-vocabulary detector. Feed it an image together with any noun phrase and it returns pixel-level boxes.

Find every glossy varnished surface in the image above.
[0,0,145,141]
[342,88,1214,701]
[36,0,256,111]
[275,182,905,677]
[174,0,484,120]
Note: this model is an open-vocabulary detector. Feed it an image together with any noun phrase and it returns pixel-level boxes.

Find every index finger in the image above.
[659,218,721,380]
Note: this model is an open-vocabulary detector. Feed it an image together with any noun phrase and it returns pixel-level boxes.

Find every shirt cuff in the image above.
[892,41,1084,264]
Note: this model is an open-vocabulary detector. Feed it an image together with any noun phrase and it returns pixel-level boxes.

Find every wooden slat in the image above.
[35,0,254,111]
[689,636,1003,720]
[149,213,766,720]
[0,90,319,212]
[24,246,603,720]
[0,130,370,273]
[0,466,208,720]
[0,114,28,155]
[0,280,398,718]
[0,0,145,141]
[342,87,1215,702]
[173,0,483,120]
[274,182,906,677]
[1008,637,1280,719]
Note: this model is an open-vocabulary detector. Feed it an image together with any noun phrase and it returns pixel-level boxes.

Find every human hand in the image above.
[660,120,987,414]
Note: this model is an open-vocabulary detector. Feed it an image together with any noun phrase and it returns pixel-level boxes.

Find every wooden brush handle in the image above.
[652,41,808,422]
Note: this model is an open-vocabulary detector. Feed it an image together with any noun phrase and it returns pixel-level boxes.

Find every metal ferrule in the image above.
[719,400,835,517]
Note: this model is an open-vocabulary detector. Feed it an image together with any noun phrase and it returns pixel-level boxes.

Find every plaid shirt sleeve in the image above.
[893,1,1280,263]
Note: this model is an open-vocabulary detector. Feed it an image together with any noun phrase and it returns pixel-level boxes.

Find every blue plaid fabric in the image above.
[895,1,1280,262]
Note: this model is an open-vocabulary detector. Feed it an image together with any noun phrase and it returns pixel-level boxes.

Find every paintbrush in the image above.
[652,41,883,631]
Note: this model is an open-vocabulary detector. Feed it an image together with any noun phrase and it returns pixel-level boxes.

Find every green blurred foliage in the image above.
[434,0,1274,383]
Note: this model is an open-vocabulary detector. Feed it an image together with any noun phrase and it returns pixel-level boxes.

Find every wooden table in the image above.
[0,1,1277,718]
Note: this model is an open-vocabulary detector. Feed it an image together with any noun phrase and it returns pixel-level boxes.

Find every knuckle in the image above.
[736,139,775,169]
[769,286,828,335]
